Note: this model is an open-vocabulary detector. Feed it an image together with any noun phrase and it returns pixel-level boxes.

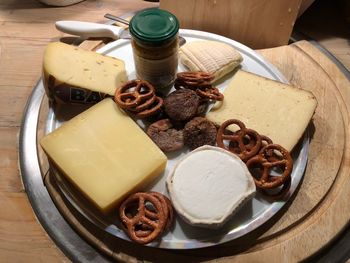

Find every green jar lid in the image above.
[129,8,179,44]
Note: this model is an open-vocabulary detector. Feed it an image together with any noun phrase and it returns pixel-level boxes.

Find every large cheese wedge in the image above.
[40,98,167,213]
[167,146,255,228]
[43,42,127,104]
[207,70,317,151]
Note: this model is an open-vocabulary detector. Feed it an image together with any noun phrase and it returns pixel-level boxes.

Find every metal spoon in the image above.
[104,13,129,26]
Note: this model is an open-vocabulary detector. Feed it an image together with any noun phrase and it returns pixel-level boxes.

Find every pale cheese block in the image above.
[43,42,127,104]
[167,146,255,228]
[40,98,167,213]
[179,40,243,82]
[207,70,317,151]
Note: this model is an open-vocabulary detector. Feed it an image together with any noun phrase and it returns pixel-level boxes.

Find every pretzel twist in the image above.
[174,71,224,102]
[149,192,174,231]
[119,192,166,244]
[246,144,293,189]
[127,95,156,113]
[119,192,174,244]
[175,71,214,88]
[114,80,163,119]
[216,119,262,162]
[114,80,155,109]
[134,96,163,118]
[196,86,224,101]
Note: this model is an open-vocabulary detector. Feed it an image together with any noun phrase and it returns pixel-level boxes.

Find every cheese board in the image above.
[36,29,310,249]
[18,35,349,261]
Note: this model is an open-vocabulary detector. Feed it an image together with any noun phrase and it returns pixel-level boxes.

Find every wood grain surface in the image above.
[1,0,350,262]
[257,43,345,238]
[160,0,303,49]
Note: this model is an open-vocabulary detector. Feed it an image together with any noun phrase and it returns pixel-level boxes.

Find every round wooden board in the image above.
[39,40,349,262]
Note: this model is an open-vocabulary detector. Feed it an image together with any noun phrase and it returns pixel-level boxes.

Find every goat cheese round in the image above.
[167,145,256,228]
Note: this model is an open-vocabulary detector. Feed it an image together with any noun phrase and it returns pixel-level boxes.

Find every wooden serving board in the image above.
[38,39,350,262]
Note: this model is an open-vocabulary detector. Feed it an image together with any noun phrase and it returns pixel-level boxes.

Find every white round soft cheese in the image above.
[167,145,256,228]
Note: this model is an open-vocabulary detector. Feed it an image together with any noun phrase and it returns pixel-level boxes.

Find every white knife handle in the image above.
[55,21,124,39]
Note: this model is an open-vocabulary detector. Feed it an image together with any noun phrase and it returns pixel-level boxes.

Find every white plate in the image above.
[46,29,309,249]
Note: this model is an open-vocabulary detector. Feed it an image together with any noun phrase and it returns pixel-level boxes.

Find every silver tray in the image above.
[22,29,309,251]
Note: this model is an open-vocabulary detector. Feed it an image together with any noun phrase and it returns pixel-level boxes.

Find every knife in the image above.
[55,20,131,39]
[55,20,187,46]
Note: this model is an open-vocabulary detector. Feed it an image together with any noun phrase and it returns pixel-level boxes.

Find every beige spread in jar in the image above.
[129,8,180,89]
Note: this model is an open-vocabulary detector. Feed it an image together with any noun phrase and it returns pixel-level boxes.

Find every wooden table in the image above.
[2,0,350,262]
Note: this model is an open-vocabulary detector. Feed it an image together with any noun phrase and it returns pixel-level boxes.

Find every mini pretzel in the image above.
[127,94,156,113]
[134,96,163,118]
[246,144,293,190]
[114,80,155,109]
[196,86,224,101]
[119,192,166,244]
[216,119,262,162]
[134,192,170,235]
[149,192,174,231]
[175,71,214,88]
[259,135,283,162]
[135,192,174,234]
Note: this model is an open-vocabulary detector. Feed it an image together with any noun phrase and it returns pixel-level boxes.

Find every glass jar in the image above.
[129,9,179,90]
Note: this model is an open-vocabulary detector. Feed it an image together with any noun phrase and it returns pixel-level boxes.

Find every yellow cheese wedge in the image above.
[43,42,127,104]
[40,98,167,213]
[207,70,317,151]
